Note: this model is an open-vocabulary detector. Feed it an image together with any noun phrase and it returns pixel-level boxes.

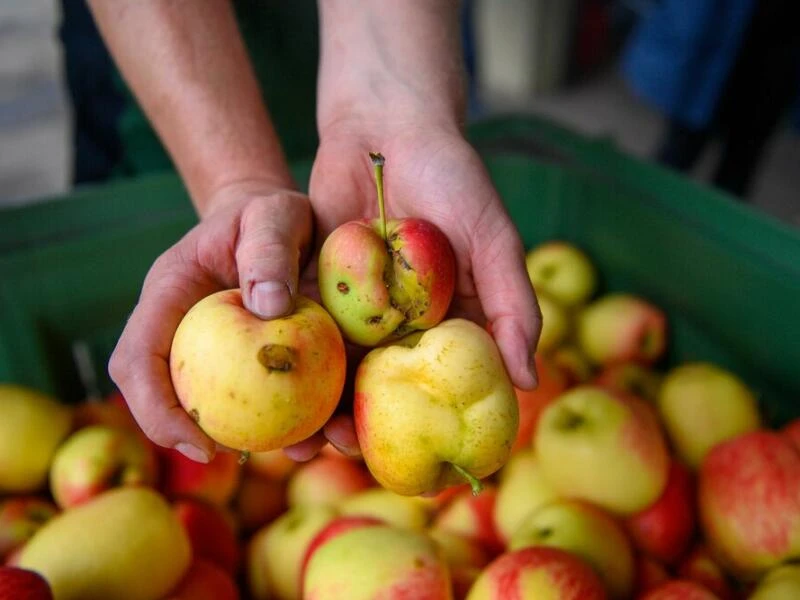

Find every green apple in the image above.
[354,318,518,496]
[657,362,761,469]
[525,241,598,307]
[536,292,571,354]
[535,385,670,515]
[337,487,432,531]
[749,564,800,600]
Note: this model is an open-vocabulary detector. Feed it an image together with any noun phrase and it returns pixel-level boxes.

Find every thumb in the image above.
[236,192,313,319]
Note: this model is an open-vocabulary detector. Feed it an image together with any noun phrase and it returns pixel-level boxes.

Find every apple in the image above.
[676,543,737,600]
[593,362,663,403]
[232,471,288,533]
[493,448,560,546]
[337,488,432,531]
[354,318,518,496]
[525,241,598,307]
[158,446,242,506]
[0,497,58,562]
[286,454,374,509]
[164,558,238,600]
[430,484,504,557]
[512,354,569,452]
[698,430,800,581]
[465,546,607,600]
[0,566,53,600]
[509,499,635,599]
[173,498,240,576]
[246,449,298,481]
[657,362,761,469]
[749,564,800,600]
[0,384,73,494]
[535,292,571,353]
[782,418,800,450]
[624,460,696,565]
[317,152,456,347]
[633,555,671,597]
[49,424,158,509]
[428,529,489,600]
[640,580,722,600]
[576,294,667,366]
[302,523,451,600]
[170,290,347,453]
[72,397,140,434]
[535,385,670,515]
[551,344,595,384]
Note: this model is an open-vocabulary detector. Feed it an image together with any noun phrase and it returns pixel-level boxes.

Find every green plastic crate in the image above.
[1,115,798,425]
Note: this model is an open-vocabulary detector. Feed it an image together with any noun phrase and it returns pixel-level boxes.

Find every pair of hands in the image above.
[109,124,542,464]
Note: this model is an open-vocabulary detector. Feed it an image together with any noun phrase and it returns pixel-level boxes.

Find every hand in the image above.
[108,181,314,463]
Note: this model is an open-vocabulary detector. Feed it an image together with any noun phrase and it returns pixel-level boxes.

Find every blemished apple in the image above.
[593,362,663,403]
[511,354,569,452]
[698,430,800,581]
[49,424,158,509]
[173,498,240,576]
[286,454,374,509]
[0,497,58,562]
[624,460,696,565]
[354,318,518,496]
[302,523,452,600]
[493,448,560,546]
[676,543,737,600]
[170,290,347,453]
[576,293,667,366]
[465,546,608,600]
[163,558,239,600]
[657,362,761,469]
[430,484,504,557]
[535,292,571,353]
[640,580,722,600]
[0,384,73,494]
[337,487,433,531]
[535,385,670,515]
[509,499,635,599]
[0,566,54,600]
[158,446,242,507]
[525,241,598,308]
[633,555,671,597]
[748,564,800,600]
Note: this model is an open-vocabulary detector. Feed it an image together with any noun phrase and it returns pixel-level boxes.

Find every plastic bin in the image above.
[1,115,798,426]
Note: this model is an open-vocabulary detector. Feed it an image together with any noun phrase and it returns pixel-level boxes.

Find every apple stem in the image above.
[451,464,484,496]
[238,450,250,466]
[370,152,388,242]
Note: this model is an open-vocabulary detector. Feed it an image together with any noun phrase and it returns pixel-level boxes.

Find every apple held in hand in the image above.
[318,153,456,347]
[525,241,598,308]
[170,290,346,453]
[354,318,518,497]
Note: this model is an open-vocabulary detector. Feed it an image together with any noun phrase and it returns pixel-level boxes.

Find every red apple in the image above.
[0,497,58,562]
[164,558,238,600]
[232,471,287,533]
[698,430,800,580]
[173,498,240,576]
[430,485,504,557]
[593,362,663,403]
[466,546,608,599]
[640,580,721,600]
[512,354,569,452]
[624,461,696,565]
[633,555,671,597]
[781,418,800,450]
[0,566,53,600]
[428,529,490,600]
[676,544,738,600]
[317,153,456,347]
[286,454,374,508]
[159,447,242,506]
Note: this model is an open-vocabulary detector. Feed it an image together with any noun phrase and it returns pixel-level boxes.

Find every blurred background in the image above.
[1,0,798,225]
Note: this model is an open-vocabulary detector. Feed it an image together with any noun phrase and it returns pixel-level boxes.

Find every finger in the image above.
[471,213,542,391]
[323,414,362,458]
[283,432,327,462]
[237,193,312,319]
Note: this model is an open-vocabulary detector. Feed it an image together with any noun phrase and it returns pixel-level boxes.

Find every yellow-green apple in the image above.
[18,487,191,600]
[158,446,242,506]
[428,529,489,600]
[676,543,737,600]
[749,564,800,600]
[576,294,667,366]
[641,580,722,600]
[302,523,452,600]
[172,498,240,576]
[286,455,373,509]
[0,384,73,494]
[698,430,800,581]
[657,363,761,469]
[0,566,54,600]
[509,499,635,599]
[337,488,432,531]
[512,354,569,452]
[624,461,696,565]
[354,318,518,496]
[525,241,598,308]
[163,558,239,600]
[551,344,595,385]
[317,153,456,347]
[232,471,287,533]
[633,555,671,597]
[465,546,608,600]
[246,504,337,600]
[535,386,670,515]
[593,362,663,403]
[0,497,58,562]
[246,449,298,481]
[493,449,560,546]
[431,485,504,557]
[536,292,571,354]
[170,290,347,453]
[49,425,158,509]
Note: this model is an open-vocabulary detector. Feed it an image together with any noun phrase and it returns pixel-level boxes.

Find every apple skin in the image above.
[536,292,571,353]
[465,546,608,600]
[232,471,288,534]
[172,498,240,576]
[640,580,722,600]
[657,362,761,469]
[164,558,239,600]
[593,362,663,403]
[49,425,158,509]
[512,354,569,452]
[287,455,374,509]
[624,461,696,565]
[246,449,298,481]
[576,294,667,366]
[0,497,58,562]
[337,488,432,531]
[698,430,800,581]
[633,555,671,597]
[430,485,504,558]
[781,418,800,450]
[170,290,347,452]
[158,447,242,507]
[535,386,670,515]
[302,524,452,600]
[551,344,595,385]
[676,543,737,600]
[509,499,635,599]
[318,217,456,347]
[354,318,518,496]
[428,529,490,600]
[525,241,598,308]
[749,564,800,600]
[0,566,54,600]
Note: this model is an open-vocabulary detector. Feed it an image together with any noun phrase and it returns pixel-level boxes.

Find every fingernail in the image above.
[175,443,210,464]
[251,281,292,318]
